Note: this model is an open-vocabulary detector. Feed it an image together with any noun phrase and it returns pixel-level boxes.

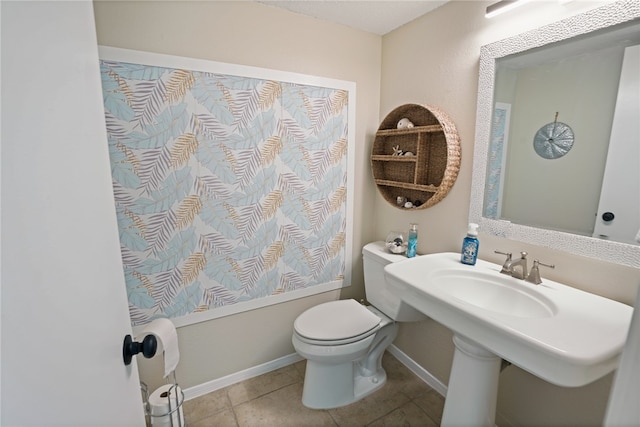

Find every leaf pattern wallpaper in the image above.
[99,54,351,326]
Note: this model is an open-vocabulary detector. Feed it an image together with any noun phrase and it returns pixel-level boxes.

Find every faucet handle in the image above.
[494,251,512,274]
[494,250,512,258]
[525,260,555,285]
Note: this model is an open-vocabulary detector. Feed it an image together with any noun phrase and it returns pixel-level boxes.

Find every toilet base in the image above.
[299,320,398,409]
[301,359,388,409]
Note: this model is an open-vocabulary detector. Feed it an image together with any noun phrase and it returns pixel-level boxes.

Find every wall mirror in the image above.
[470,1,640,268]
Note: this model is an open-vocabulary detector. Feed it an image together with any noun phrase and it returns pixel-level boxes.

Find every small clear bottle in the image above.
[461,223,479,265]
[407,223,418,258]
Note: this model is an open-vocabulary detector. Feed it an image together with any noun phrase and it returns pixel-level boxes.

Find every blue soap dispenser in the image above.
[461,223,479,265]
[407,223,418,258]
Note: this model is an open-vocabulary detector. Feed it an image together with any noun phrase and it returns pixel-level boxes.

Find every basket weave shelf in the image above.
[375,124,443,136]
[371,155,416,162]
[372,104,461,209]
[374,180,439,192]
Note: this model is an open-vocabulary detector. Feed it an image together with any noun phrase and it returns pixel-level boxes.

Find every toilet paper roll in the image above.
[139,318,180,378]
[149,384,185,427]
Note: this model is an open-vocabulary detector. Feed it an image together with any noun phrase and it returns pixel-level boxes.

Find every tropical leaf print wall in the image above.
[99,52,351,326]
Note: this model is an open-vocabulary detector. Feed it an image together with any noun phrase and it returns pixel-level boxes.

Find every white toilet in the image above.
[292,241,425,409]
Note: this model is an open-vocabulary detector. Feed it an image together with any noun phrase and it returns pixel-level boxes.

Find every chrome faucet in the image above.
[495,251,556,284]
[496,251,528,279]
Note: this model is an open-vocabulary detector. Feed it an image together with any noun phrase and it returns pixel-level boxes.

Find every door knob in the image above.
[602,212,615,222]
[123,334,157,366]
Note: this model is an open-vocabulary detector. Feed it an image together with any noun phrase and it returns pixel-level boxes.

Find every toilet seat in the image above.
[294,299,381,345]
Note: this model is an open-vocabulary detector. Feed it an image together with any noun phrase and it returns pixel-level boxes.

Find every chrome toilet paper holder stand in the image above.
[141,371,185,427]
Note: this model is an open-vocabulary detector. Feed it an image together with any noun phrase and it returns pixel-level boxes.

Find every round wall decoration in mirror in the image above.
[533,113,574,159]
[372,104,461,210]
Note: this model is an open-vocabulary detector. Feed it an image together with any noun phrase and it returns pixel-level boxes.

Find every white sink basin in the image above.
[384,253,633,387]
[431,270,556,318]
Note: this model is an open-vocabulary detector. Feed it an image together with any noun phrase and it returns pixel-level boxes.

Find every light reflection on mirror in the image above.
[470,1,640,268]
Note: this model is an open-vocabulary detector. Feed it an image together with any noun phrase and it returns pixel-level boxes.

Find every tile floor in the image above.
[182,351,445,426]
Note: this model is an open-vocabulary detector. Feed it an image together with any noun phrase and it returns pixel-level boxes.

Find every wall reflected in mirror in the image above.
[485,18,640,245]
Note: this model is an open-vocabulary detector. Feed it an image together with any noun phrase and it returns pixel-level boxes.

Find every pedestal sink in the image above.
[384,253,633,427]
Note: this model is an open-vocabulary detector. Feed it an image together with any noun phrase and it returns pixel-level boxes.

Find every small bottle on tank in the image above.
[407,223,418,258]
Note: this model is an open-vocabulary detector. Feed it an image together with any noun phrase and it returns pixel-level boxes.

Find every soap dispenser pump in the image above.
[461,223,479,265]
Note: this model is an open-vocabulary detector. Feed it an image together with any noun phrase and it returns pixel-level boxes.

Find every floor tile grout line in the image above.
[229,377,303,409]
[326,409,341,426]
[225,388,241,427]
[410,396,441,426]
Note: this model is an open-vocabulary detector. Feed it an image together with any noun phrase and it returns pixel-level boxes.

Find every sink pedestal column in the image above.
[442,335,502,427]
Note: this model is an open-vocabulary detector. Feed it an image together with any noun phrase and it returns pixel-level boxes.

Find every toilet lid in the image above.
[294,299,381,341]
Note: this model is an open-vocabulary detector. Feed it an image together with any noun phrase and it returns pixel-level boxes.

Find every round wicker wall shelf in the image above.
[372,104,461,210]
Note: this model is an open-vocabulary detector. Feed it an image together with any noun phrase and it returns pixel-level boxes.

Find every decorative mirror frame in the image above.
[470,0,640,268]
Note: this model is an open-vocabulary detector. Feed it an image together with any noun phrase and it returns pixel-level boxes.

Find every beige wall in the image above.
[93,0,382,391]
[500,47,622,236]
[381,1,640,426]
[94,1,640,425]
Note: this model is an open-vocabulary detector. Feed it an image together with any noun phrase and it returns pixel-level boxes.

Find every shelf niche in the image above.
[372,104,461,210]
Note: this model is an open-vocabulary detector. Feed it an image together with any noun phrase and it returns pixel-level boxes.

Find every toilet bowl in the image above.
[292,242,425,409]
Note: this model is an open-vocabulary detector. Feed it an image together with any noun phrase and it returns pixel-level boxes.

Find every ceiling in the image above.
[257,1,449,35]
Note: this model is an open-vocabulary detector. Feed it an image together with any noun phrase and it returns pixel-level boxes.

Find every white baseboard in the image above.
[183,352,304,401]
[387,344,447,397]
[183,344,446,401]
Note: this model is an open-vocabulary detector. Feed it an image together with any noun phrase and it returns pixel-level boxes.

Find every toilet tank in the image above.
[363,242,426,322]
